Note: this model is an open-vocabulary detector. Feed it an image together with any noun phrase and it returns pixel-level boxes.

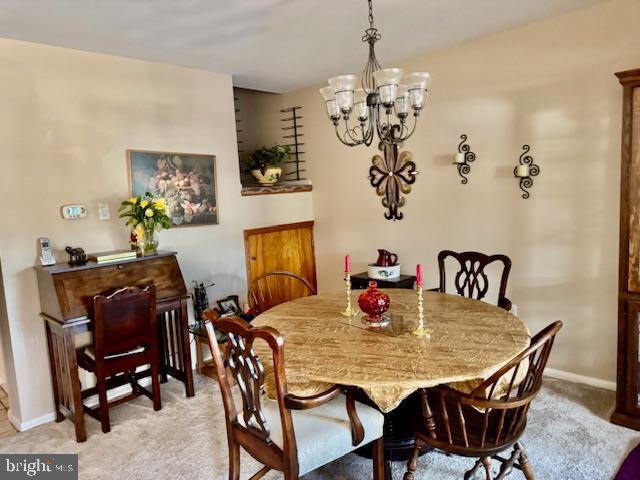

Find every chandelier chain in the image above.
[368,0,375,29]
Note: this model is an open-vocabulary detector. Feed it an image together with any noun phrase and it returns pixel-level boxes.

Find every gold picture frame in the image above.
[127,149,219,227]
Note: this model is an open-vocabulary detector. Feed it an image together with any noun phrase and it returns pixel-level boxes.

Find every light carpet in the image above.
[1,375,638,479]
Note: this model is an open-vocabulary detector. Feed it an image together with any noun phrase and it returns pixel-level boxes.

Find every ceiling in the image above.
[0,0,605,92]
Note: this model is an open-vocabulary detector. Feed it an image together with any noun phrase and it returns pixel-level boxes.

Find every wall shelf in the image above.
[241,184,312,197]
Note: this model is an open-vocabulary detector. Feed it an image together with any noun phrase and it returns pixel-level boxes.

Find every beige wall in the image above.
[280,0,640,383]
[0,39,313,428]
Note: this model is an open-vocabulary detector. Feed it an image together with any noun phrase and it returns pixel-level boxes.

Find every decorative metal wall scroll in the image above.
[369,127,418,220]
[453,134,476,184]
[281,106,306,180]
[513,145,540,199]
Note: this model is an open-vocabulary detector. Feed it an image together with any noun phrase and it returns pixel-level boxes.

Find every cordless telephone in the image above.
[38,237,56,266]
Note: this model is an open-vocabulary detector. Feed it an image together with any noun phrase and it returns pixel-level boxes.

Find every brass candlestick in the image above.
[412,285,431,338]
[341,272,358,317]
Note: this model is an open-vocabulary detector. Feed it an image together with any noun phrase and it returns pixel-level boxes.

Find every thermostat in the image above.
[61,204,87,220]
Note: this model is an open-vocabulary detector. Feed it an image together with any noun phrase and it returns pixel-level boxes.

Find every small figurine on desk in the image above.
[65,246,87,267]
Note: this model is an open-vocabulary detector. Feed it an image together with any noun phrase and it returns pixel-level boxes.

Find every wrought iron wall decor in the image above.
[514,145,540,199]
[453,134,476,184]
[280,106,306,180]
[369,127,418,220]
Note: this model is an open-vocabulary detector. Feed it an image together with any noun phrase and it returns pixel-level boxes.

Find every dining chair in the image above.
[248,271,316,314]
[78,285,161,434]
[202,312,385,479]
[403,320,562,480]
[436,250,512,311]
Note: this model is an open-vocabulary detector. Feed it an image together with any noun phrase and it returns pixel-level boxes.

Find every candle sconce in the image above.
[453,134,476,184]
[514,145,540,199]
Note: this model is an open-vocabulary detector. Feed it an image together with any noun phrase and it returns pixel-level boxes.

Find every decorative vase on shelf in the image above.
[251,166,282,185]
[358,281,391,325]
[139,227,159,256]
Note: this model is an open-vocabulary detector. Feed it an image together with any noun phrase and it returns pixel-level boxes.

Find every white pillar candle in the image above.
[453,153,465,164]
[515,164,529,177]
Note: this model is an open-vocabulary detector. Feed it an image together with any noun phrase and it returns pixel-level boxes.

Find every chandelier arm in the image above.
[334,123,358,147]
[375,105,389,143]
[343,117,364,144]
[399,115,419,142]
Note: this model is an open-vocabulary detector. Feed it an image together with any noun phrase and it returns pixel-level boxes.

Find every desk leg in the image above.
[63,328,86,442]
[180,299,195,397]
[45,320,86,442]
[45,323,64,423]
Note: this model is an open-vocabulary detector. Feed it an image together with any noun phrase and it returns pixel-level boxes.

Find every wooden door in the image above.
[244,220,317,291]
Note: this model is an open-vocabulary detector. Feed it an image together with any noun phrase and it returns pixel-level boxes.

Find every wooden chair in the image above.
[202,313,385,479]
[248,271,316,314]
[437,250,513,311]
[78,285,161,433]
[403,321,562,480]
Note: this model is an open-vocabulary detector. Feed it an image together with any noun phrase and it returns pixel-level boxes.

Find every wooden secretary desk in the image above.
[35,251,194,442]
[613,68,640,430]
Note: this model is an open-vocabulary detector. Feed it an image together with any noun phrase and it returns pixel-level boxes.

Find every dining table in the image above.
[251,288,531,470]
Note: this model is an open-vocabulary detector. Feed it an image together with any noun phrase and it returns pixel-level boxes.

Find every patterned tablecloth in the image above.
[252,289,530,413]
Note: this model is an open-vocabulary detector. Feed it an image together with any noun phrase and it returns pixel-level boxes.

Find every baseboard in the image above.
[8,410,56,432]
[545,368,616,391]
[13,377,153,432]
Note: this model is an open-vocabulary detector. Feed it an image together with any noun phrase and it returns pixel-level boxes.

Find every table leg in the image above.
[180,299,195,397]
[195,336,204,374]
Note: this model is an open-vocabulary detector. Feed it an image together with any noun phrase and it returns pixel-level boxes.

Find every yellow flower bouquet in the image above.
[118,192,171,255]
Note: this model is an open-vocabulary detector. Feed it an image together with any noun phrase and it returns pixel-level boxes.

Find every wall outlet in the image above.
[98,203,110,221]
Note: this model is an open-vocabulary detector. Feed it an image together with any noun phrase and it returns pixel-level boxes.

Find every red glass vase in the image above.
[358,281,390,323]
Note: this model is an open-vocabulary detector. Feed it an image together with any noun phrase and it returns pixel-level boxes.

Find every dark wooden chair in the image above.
[403,320,562,480]
[436,250,513,311]
[248,271,316,314]
[78,285,161,433]
[202,313,385,479]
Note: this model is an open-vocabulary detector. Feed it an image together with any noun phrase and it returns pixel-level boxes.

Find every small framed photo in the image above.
[127,149,218,227]
[217,295,242,316]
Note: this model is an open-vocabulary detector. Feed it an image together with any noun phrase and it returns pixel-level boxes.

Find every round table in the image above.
[252,289,530,459]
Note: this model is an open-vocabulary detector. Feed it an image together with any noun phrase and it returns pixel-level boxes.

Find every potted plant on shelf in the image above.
[247,145,290,185]
[118,193,171,256]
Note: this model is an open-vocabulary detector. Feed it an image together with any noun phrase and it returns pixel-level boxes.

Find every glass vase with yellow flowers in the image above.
[118,192,171,256]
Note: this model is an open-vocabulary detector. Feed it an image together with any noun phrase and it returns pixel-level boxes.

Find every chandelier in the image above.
[319,0,431,147]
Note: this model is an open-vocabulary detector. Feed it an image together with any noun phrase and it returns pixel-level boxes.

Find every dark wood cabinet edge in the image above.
[611,411,640,430]
[614,67,640,430]
[616,68,640,85]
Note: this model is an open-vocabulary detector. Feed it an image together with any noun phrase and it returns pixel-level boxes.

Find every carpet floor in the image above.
[1,375,638,479]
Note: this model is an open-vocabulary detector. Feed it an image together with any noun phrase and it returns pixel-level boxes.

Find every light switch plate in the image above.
[61,204,87,220]
[98,203,110,221]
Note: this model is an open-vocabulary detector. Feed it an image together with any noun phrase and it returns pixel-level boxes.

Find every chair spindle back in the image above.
[424,321,562,453]
[248,271,316,314]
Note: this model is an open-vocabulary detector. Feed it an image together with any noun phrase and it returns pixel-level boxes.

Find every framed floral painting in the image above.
[127,150,218,226]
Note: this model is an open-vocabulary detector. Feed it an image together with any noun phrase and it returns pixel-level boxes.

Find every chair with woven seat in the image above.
[248,271,316,315]
[202,313,385,480]
[78,285,161,434]
[436,250,513,311]
[403,320,562,480]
